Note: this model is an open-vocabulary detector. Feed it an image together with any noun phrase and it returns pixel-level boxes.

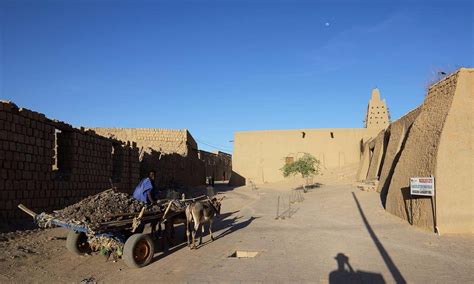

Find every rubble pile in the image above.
[52,189,145,227]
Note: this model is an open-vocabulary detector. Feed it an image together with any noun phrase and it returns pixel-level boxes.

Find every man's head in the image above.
[148,170,156,181]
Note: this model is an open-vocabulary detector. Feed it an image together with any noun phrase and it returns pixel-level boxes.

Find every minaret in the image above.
[365,88,390,129]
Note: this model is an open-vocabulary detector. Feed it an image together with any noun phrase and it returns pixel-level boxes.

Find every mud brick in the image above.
[3,160,11,169]
[7,190,15,199]
[0,180,4,191]
[5,200,12,210]
[37,113,46,122]
[0,130,7,141]
[16,189,23,199]
[23,171,32,179]
[5,150,12,160]
[8,169,14,179]
[9,141,16,151]
[24,118,30,128]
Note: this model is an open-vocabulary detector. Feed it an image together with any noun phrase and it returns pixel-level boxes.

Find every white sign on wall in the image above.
[410,177,435,196]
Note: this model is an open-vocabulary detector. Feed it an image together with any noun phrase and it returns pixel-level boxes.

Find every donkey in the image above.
[162,210,187,246]
[186,197,222,249]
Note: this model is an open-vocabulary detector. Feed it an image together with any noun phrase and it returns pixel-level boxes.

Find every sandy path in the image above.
[1,183,472,283]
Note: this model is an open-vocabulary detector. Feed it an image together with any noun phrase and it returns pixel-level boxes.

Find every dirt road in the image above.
[1,183,473,283]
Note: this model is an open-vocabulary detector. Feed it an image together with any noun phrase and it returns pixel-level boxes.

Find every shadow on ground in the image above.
[329,253,385,284]
[351,192,406,284]
[150,209,256,260]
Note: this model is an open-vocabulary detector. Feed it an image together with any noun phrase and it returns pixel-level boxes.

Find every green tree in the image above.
[281,153,321,192]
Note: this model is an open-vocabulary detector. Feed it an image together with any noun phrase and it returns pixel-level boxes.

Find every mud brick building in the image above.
[357,68,473,234]
[198,150,232,181]
[0,101,140,219]
[91,128,206,187]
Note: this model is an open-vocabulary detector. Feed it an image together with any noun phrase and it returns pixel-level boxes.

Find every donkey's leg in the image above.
[192,222,199,249]
[209,219,214,241]
[186,219,191,248]
[199,223,205,245]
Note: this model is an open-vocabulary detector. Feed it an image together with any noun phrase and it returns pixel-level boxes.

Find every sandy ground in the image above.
[1,180,473,283]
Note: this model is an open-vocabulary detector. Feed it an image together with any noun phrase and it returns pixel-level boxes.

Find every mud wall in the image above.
[92,128,205,187]
[384,69,473,233]
[377,107,421,200]
[435,69,473,233]
[232,128,380,185]
[366,130,386,180]
[0,102,140,219]
[356,138,373,181]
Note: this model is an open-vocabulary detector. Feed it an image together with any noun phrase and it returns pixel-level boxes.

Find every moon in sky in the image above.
[325,22,330,27]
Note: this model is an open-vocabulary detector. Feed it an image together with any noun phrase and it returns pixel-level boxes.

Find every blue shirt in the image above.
[133,177,154,203]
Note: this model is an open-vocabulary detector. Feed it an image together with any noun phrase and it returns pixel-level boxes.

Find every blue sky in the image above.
[1,0,472,153]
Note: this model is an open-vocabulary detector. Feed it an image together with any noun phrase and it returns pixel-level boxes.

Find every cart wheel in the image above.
[123,233,155,268]
[66,230,91,255]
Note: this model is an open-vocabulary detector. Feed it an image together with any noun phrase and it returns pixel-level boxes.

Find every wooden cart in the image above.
[17,200,188,268]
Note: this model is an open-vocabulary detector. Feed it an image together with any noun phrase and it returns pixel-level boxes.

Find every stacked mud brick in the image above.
[0,101,140,219]
[91,128,206,187]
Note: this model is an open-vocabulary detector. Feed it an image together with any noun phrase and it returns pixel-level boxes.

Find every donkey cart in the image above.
[17,201,184,268]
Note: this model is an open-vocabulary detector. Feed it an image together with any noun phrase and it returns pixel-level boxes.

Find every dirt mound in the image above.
[52,189,145,228]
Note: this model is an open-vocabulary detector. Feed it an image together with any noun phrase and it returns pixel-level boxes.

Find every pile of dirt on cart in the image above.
[52,189,145,227]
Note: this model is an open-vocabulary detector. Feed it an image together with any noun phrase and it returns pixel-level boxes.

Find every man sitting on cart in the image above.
[133,170,157,204]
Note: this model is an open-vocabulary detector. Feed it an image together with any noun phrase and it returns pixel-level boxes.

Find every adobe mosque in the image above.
[231,68,473,234]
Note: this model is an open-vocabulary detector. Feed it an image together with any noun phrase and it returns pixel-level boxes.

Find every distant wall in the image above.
[232,128,380,185]
[92,128,205,187]
[198,150,232,181]
[91,128,191,155]
[0,102,140,219]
